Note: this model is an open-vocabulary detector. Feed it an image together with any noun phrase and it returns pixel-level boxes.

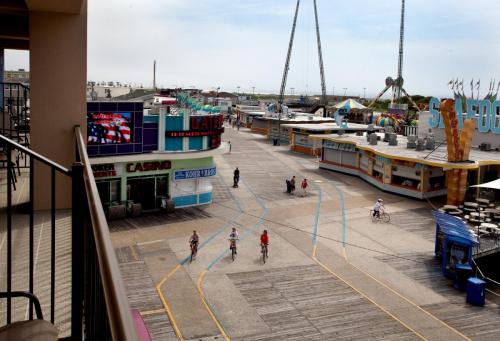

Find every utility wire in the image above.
[213,201,426,264]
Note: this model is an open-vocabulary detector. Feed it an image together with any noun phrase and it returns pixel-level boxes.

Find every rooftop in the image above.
[311,132,500,169]
[282,122,380,132]
[256,115,334,123]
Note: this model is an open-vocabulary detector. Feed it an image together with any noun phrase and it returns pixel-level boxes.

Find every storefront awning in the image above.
[471,178,500,190]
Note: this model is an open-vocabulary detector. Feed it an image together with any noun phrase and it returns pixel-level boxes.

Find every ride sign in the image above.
[174,167,216,180]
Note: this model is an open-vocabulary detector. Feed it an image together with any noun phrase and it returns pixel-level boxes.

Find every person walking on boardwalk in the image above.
[233,167,240,188]
[290,176,296,194]
[301,178,308,197]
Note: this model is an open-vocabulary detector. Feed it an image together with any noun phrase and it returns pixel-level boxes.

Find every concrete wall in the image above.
[30,2,87,209]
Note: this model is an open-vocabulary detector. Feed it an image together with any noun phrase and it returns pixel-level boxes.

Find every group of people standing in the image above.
[286,176,308,196]
[227,115,240,130]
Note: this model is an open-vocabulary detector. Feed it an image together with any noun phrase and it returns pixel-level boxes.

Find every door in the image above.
[128,177,156,211]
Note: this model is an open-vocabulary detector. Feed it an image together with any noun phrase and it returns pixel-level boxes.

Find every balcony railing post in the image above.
[71,161,85,340]
[6,144,12,324]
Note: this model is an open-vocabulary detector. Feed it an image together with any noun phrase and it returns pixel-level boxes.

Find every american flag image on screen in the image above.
[87,112,132,144]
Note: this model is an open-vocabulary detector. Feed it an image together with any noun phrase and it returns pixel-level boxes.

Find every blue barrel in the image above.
[466,277,486,306]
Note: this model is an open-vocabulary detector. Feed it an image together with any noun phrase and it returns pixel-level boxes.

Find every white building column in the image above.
[158,112,166,150]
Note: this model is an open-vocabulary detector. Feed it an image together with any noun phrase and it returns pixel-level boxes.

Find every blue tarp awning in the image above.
[432,211,478,244]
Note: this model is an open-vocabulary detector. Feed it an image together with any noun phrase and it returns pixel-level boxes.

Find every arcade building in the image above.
[87,99,225,217]
[312,99,500,201]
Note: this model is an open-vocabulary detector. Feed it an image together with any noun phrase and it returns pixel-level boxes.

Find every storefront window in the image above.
[96,179,121,207]
[127,175,169,211]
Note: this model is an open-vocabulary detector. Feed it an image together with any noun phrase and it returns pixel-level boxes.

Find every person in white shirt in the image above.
[228,227,240,254]
[373,199,385,219]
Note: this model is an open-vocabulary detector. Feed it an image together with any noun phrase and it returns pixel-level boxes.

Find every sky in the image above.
[5,0,500,98]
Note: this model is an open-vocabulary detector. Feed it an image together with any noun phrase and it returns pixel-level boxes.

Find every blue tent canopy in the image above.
[432,211,478,244]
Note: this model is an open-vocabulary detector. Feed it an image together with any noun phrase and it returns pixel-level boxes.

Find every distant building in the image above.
[4,69,30,83]
[86,84,134,100]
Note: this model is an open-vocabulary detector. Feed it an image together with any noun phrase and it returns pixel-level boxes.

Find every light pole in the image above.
[215,86,220,106]
[363,87,366,100]
[290,87,295,96]
[237,86,240,104]
[343,88,347,99]
[252,86,255,96]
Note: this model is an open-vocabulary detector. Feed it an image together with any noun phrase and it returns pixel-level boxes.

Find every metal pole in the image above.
[7,144,12,324]
[395,0,405,103]
[153,60,156,90]
[278,0,300,146]
[71,162,84,339]
[313,0,327,106]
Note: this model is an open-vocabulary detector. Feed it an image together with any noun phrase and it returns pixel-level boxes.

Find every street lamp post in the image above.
[291,87,295,96]
[363,87,366,100]
[237,86,240,104]
[215,86,220,106]
[252,86,255,96]
[343,88,347,99]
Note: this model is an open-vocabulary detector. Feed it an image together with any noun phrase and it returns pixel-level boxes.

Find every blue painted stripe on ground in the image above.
[179,174,244,265]
[312,188,322,245]
[330,181,347,247]
[206,177,269,271]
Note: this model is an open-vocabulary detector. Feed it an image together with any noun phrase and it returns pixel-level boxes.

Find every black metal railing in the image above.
[0,130,138,340]
[1,82,30,167]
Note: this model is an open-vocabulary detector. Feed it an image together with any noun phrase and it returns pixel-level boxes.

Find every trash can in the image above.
[454,264,473,291]
[273,138,278,146]
[466,277,486,306]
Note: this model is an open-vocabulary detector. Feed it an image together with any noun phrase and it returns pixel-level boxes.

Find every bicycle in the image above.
[261,243,268,263]
[190,242,198,262]
[229,239,237,261]
[370,209,390,223]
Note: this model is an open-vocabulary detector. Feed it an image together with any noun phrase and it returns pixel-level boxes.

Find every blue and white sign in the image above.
[174,167,216,180]
[428,97,500,134]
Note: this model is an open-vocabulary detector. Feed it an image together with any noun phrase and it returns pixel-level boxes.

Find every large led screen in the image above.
[87,112,133,144]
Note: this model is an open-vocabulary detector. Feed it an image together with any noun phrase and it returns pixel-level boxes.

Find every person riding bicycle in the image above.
[260,229,269,256]
[373,199,385,219]
[229,227,239,254]
[189,230,199,251]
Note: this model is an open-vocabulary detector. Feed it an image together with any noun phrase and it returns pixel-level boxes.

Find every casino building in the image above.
[87,97,225,217]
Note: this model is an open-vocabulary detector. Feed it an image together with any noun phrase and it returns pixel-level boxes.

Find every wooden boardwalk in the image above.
[116,246,178,341]
[229,265,418,340]
[378,253,500,340]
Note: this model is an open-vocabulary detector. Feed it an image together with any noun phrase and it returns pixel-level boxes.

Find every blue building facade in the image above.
[87,98,224,214]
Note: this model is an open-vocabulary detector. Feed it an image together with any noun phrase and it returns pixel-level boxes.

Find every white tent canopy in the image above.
[471,178,500,190]
[333,99,367,110]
